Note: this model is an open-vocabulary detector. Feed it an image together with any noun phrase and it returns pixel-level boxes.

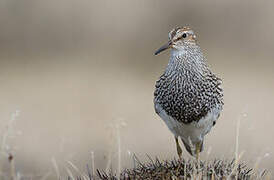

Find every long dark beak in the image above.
[154,41,172,55]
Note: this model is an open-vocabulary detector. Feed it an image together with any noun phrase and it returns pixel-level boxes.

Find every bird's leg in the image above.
[175,136,182,160]
[195,142,200,163]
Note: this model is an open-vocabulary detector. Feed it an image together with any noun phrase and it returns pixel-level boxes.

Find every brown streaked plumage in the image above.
[154,26,223,158]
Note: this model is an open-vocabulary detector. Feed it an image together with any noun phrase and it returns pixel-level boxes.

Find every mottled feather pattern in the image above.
[154,44,223,124]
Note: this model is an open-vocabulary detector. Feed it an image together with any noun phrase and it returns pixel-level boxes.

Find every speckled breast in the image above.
[154,71,223,124]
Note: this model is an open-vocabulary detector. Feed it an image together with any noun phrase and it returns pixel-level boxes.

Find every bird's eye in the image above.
[182,33,187,38]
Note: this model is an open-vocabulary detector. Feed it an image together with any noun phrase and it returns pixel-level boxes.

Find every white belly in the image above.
[155,103,220,144]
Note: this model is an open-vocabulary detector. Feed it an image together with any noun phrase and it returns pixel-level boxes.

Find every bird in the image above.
[154,26,223,159]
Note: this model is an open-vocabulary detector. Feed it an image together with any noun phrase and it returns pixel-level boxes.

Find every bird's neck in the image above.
[166,45,207,77]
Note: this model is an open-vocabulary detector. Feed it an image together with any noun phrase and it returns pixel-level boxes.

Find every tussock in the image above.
[71,157,266,180]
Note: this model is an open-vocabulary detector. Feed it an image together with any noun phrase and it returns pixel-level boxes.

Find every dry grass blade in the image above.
[51,158,60,179]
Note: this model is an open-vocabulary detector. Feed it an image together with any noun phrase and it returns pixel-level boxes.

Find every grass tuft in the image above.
[70,157,266,180]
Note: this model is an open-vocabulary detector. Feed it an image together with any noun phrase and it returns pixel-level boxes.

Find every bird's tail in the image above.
[181,138,204,157]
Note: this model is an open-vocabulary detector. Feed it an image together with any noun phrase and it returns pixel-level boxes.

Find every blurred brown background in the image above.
[0,0,273,178]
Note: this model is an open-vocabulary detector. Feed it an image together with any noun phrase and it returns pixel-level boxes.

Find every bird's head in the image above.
[155,26,197,55]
